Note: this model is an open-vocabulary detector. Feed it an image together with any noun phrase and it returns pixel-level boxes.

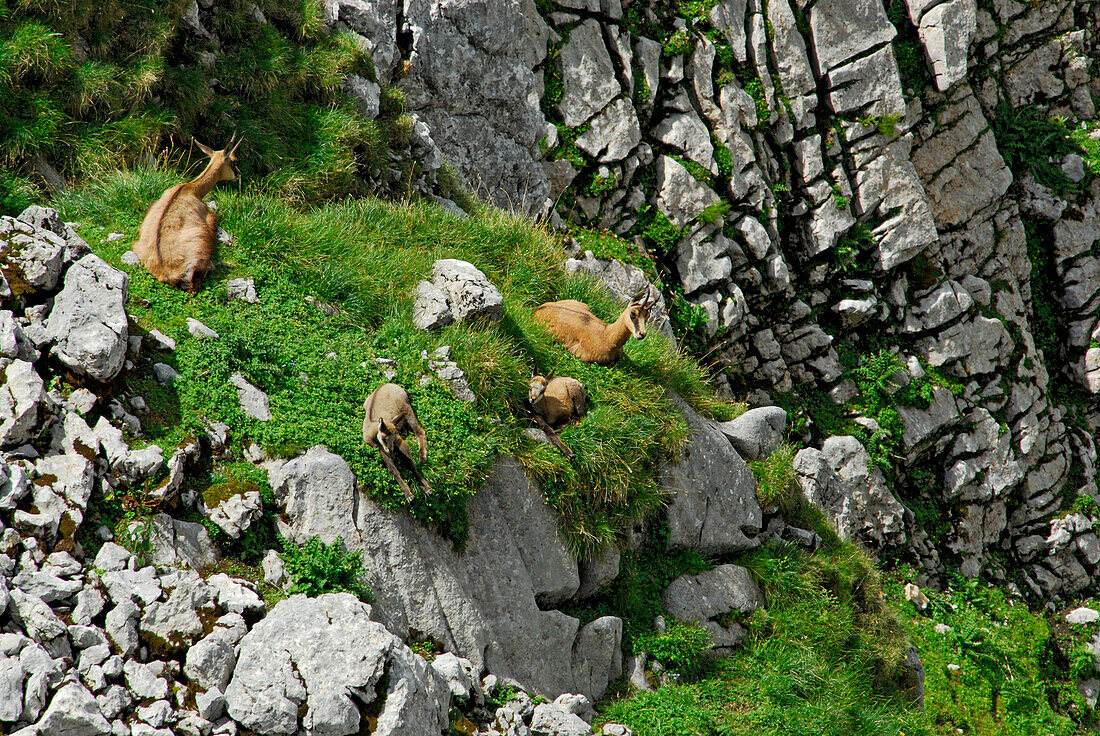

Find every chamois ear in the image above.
[545,369,555,381]
[377,418,387,436]
[194,139,216,157]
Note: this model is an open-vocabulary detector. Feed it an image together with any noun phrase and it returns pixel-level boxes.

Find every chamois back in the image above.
[533,288,658,365]
[133,136,241,293]
[529,374,587,428]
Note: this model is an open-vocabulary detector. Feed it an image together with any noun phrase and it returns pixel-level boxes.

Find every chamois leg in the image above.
[406,414,428,462]
[397,437,433,495]
[534,415,574,460]
[378,446,415,502]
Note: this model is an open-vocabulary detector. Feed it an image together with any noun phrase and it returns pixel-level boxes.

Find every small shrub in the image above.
[281,535,373,601]
[586,170,616,198]
[636,619,713,678]
[831,183,850,210]
[640,207,681,255]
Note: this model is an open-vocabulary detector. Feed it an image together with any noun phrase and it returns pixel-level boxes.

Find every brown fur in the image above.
[532,289,658,365]
[134,137,241,293]
[362,382,431,501]
[528,374,587,429]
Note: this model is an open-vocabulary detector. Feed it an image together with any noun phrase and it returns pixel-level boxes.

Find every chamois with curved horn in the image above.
[134,135,242,293]
[532,286,658,365]
[362,382,432,502]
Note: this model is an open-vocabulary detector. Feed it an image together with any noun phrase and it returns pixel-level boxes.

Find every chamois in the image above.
[528,372,587,459]
[134,136,241,293]
[533,287,658,365]
[362,383,432,502]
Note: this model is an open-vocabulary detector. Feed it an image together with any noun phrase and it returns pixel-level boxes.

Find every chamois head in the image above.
[528,371,554,405]
[625,287,658,341]
[376,418,400,453]
[195,134,243,183]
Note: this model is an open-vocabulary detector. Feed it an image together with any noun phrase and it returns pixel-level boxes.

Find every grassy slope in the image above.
[58,168,736,554]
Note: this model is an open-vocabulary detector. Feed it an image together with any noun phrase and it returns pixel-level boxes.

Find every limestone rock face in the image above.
[401,0,550,213]
[272,447,623,700]
[718,406,787,461]
[794,437,907,548]
[225,593,449,736]
[662,395,762,555]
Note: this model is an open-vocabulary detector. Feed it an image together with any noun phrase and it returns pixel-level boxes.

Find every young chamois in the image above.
[362,383,432,502]
[134,136,242,293]
[528,372,587,459]
[532,287,658,365]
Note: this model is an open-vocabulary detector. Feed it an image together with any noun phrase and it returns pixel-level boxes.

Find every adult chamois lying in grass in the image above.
[533,287,659,364]
[363,383,432,502]
[528,372,587,459]
[134,136,241,293]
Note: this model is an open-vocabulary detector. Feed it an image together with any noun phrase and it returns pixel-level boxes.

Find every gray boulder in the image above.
[411,280,453,331]
[430,259,504,324]
[718,406,787,461]
[45,254,129,382]
[574,546,620,601]
[0,217,65,295]
[662,395,762,554]
[225,593,449,736]
[230,373,272,421]
[204,490,263,539]
[0,656,23,721]
[794,437,907,547]
[139,572,216,652]
[16,205,89,263]
[35,681,111,736]
[226,278,259,304]
[531,702,590,736]
[142,513,219,570]
[663,564,764,623]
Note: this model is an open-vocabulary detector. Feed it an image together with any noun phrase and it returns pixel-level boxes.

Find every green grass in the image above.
[888,571,1090,735]
[599,543,930,736]
[0,0,405,212]
[56,168,737,556]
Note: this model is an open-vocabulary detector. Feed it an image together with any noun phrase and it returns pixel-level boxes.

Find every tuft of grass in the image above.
[0,0,404,213]
[750,442,798,508]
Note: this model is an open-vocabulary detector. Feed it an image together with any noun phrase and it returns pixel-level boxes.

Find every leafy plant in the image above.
[636,620,713,678]
[991,102,1087,195]
[281,535,373,601]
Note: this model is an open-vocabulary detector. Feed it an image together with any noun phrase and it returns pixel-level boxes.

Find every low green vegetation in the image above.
[281,536,373,601]
[567,226,659,280]
[58,168,736,557]
[600,543,929,736]
[889,571,1090,735]
[749,442,799,508]
[0,0,409,213]
[991,102,1090,196]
